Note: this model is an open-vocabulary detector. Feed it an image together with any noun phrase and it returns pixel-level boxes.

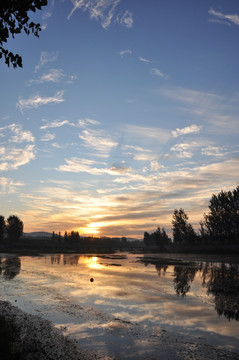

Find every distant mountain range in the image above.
[23,232,52,238]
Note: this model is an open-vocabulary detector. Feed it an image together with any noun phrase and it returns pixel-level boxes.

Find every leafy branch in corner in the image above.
[0,0,47,68]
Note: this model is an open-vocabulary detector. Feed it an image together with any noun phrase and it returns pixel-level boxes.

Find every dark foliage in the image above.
[0,0,47,68]
[143,227,171,250]
[6,215,23,241]
[172,208,197,245]
[0,215,5,241]
[202,186,239,245]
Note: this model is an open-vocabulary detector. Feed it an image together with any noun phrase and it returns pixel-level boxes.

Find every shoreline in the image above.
[0,300,93,360]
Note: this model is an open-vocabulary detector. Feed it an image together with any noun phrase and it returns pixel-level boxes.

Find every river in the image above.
[0,252,239,359]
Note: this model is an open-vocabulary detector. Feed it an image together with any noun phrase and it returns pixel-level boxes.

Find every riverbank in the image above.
[0,300,92,360]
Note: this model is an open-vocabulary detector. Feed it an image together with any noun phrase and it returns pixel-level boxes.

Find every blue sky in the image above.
[1,0,239,238]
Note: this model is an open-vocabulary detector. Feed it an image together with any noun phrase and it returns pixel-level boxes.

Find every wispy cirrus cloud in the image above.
[78,118,100,127]
[209,8,239,26]
[122,144,156,162]
[0,123,35,143]
[122,145,152,153]
[41,10,53,30]
[40,119,74,130]
[159,86,239,133]
[68,0,133,30]
[0,177,24,194]
[116,10,133,28]
[132,153,157,162]
[28,69,64,84]
[170,143,195,159]
[40,133,56,142]
[139,56,151,63]
[17,91,65,112]
[0,145,35,171]
[151,67,167,79]
[160,87,222,106]
[119,49,132,57]
[172,124,202,137]
[35,51,58,72]
[78,128,118,156]
[56,157,129,176]
[125,125,171,146]
[201,145,224,157]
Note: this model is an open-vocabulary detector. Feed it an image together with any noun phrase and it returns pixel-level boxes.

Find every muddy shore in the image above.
[0,300,93,360]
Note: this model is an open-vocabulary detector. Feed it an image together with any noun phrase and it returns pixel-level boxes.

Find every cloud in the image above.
[0,123,35,143]
[66,74,77,84]
[51,143,62,149]
[116,10,133,28]
[29,69,64,84]
[150,161,164,172]
[41,10,53,30]
[120,49,132,57]
[56,157,125,175]
[0,145,35,171]
[160,87,221,106]
[159,86,239,134]
[201,145,224,157]
[78,129,118,155]
[67,0,123,29]
[17,91,65,112]
[209,8,239,26]
[40,119,73,130]
[35,51,58,72]
[151,67,167,79]
[139,56,151,63]
[170,143,194,158]
[0,177,24,194]
[78,118,100,127]
[122,145,152,153]
[172,124,202,138]
[132,153,156,162]
[40,133,56,142]
[125,125,171,146]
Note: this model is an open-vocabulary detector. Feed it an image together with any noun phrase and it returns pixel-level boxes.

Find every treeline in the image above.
[144,186,239,251]
[52,231,141,252]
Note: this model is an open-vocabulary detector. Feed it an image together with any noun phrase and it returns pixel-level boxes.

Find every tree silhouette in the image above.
[6,215,23,241]
[203,186,239,244]
[143,227,171,250]
[0,0,47,68]
[0,216,5,241]
[172,208,196,245]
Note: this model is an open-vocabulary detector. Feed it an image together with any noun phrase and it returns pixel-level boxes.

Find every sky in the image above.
[0,0,239,238]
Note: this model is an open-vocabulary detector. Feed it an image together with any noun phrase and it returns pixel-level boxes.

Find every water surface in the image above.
[0,253,238,359]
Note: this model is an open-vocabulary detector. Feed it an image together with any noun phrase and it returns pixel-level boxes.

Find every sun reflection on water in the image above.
[78,256,104,270]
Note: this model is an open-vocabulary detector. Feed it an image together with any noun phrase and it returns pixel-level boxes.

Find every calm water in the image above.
[0,253,239,359]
